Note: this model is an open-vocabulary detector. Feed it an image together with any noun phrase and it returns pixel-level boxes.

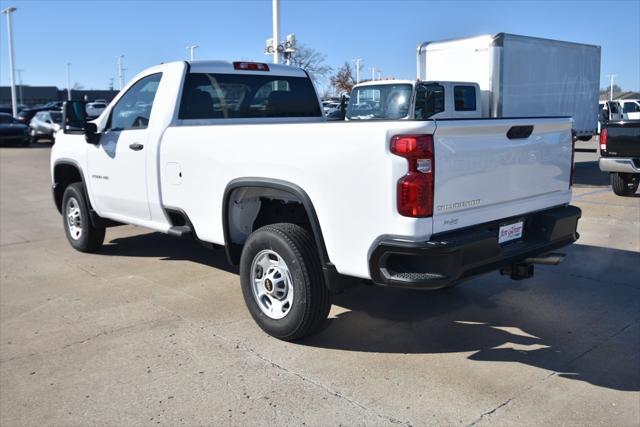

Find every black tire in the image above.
[611,173,639,197]
[61,182,105,252]
[239,223,332,341]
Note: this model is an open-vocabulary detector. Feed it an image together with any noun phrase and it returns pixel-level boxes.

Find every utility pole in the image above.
[377,70,381,81]
[117,55,125,90]
[66,63,72,100]
[272,0,280,64]
[108,78,114,91]
[352,59,362,84]
[370,67,377,81]
[186,45,199,61]
[607,74,617,101]
[16,68,24,106]
[2,7,18,117]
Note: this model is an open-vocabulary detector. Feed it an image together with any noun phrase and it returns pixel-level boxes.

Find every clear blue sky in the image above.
[1,0,639,92]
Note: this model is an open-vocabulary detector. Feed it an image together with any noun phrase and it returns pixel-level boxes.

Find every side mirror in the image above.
[84,122,100,144]
[63,100,88,134]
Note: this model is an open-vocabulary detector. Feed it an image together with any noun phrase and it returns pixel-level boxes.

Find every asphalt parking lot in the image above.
[1,142,638,426]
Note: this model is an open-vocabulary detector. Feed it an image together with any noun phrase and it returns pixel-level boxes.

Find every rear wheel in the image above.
[62,182,105,252]
[239,223,332,341]
[611,173,639,197]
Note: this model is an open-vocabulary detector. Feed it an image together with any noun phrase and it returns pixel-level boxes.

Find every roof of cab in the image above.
[354,79,416,88]
[185,60,308,77]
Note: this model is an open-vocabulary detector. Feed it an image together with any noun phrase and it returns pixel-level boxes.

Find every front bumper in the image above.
[599,157,640,174]
[369,205,581,289]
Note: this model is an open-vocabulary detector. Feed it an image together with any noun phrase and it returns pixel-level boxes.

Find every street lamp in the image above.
[2,6,18,117]
[607,74,617,101]
[16,68,24,106]
[66,63,71,100]
[116,55,125,90]
[265,33,296,65]
[352,59,362,84]
[186,45,199,61]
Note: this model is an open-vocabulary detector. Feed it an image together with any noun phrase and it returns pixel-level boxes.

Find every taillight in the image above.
[233,61,270,71]
[600,128,607,152]
[390,135,434,217]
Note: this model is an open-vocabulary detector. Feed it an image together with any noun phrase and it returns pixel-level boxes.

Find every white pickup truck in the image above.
[52,60,581,340]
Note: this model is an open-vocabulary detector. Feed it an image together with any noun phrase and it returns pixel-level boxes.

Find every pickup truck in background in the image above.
[599,120,640,196]
[347,80,481,120]
[51,60,581,340]
[416,33,601,140]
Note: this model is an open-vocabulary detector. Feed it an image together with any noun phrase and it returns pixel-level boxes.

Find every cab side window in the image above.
[623,102,640,113]
[414,84,444,119]
[109,73,162,130]
[454,85,476,111]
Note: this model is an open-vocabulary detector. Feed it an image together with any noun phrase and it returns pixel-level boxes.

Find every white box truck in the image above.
[416,33,601,140]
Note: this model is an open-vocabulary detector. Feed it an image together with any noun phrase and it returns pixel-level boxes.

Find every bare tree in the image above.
[289,44,332,83]
[329,62,356,94]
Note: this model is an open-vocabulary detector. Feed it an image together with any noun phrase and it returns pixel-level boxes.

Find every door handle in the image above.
[129,143,144,151]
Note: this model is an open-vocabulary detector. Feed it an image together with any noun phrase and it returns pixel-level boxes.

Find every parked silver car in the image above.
[86,102,107,118]
[29,110,62,143]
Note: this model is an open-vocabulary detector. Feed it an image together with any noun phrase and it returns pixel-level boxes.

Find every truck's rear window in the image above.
[178,73,321,119]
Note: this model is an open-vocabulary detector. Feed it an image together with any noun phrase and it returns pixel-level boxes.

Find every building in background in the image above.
[0,86,119,109]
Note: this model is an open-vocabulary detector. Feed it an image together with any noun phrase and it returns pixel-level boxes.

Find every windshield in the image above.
[50,112,63,123]
[347,84,412,120]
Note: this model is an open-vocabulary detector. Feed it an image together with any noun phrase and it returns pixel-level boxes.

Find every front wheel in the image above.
[239,223,332,341]
[62,182,105,252]
[611,173,639,197]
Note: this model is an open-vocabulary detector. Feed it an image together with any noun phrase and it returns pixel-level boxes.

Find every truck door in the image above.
[86,73,162,220]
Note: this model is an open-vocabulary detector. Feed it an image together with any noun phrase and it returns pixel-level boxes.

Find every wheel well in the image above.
[53,163,83,213]
[224,180,357,293]
[225,186,313,264]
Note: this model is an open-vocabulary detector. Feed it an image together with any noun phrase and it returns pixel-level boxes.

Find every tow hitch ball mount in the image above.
[500,252,565,280]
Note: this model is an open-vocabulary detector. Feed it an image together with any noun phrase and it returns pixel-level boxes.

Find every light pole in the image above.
[352,59,362,84]
[66,63,72,100]
[370,67,377,81]
[186,45,199,61]
[272,0,280,64]
[2,6,18,117]
[607,74,617,101]
[117,55,125,90]
[16,68,24,106]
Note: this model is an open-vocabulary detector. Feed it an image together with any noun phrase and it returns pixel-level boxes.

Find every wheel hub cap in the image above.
[66,197,82,240]
[250,250,294,319]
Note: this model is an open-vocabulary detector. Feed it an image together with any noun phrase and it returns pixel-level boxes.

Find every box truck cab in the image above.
[347,80,482,120]
[416,33,601,141]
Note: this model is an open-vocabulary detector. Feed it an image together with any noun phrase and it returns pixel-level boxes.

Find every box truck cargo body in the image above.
[417,33,601,138]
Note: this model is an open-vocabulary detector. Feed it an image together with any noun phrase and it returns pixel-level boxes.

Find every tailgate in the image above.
[432,118,573,234]
[604,123,640,157]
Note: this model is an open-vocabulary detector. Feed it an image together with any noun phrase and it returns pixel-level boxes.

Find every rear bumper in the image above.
[369,205,581,290]
[599,157,640,174]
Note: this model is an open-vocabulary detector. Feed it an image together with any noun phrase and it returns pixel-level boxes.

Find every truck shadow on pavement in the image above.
[573,161,610,187]
[300,243,640,393]
[102,232,239,275]
[102,232,639,392]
